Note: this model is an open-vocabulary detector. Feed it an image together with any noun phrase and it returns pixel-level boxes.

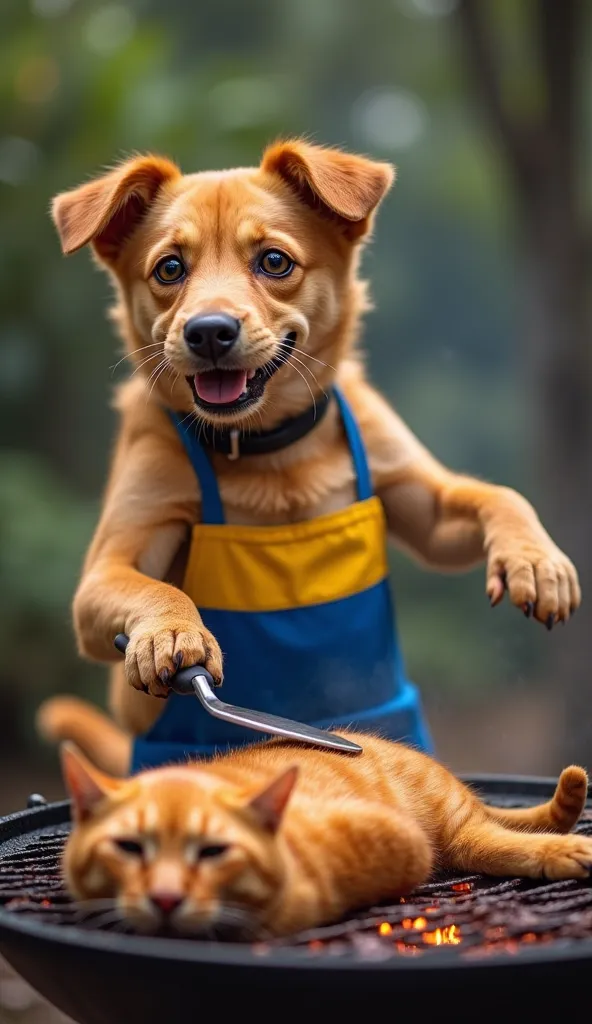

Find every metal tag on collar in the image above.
[228,429,240,460]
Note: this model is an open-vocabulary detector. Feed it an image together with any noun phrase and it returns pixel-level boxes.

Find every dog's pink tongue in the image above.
[194,370,247,404]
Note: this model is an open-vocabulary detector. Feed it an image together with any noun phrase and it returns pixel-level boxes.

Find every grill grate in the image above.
[2,815,592,960]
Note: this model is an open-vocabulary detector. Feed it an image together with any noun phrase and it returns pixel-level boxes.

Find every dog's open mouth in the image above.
[188,332,297,415]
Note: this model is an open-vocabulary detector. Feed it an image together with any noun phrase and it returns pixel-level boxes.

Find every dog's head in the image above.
[52,141,394,426]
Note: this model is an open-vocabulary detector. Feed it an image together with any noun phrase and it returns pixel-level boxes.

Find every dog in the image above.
[45,139,580,775]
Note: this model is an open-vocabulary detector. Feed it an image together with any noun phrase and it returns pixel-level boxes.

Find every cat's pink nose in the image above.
[150,892,184,916]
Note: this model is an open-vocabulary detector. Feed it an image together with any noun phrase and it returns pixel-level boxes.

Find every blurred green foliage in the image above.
[3,0,584,757]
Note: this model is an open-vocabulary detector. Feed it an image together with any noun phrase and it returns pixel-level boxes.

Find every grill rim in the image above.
[2,775,592,975]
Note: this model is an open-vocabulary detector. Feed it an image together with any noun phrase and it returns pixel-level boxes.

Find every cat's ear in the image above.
[60,742,115,824]
[247,766,299,833]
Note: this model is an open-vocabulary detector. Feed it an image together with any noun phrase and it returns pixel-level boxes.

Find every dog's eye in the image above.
[114,838,144,857]
[258,250,294,278]
[154,256,186,284]
[198,843,228,860]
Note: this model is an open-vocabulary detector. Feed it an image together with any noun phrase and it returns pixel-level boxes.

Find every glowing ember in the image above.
[423,925,461,946]
[378,922,393,936]
[396,942,421,956]
[401,918,414,930]
[451,882,472,892]
[308,940,323,951]
[445,925,461,945]
[413,917,427,930]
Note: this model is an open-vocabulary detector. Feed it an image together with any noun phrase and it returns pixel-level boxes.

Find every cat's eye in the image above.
[114,838,144,857]
[257,249,294,278]
[199,843,228,860]
[153,256,186,284]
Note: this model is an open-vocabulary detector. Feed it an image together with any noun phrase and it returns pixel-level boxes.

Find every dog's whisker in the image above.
[275,338,336,373]
[144,357,169,388]
[145,354,171,382]
[130,351,165,378]
[273,345,328,410]
[110,342,162,375]
[294,348,336,372]
[177,408,198,429]
[147,360,173,401]
[140,359,170,404]
[272,356,317,417]
[271,338,329,402]
[287,354,328,398]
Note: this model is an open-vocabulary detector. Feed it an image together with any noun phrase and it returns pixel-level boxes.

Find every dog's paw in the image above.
[125,620,223,697]
[486,537,580,628]
[539,834,592,880]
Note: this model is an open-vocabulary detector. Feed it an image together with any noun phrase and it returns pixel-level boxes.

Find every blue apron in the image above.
[131,388,433,772]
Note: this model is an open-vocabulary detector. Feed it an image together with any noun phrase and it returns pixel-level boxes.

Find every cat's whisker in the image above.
[215,903,266,940]
[83,909,127,930]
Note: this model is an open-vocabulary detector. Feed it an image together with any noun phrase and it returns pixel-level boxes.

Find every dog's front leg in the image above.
[380,462,581,626]
[356,378,580,626]
[73,405,223,696]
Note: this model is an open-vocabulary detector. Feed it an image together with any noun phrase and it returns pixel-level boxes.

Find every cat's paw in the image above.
[540,834,592,880]
[125,620,223,697]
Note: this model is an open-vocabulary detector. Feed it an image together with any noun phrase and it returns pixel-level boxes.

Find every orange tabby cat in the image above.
[53,706,592,939]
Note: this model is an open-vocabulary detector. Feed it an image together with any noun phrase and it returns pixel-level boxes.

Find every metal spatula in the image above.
[114,634,362,755]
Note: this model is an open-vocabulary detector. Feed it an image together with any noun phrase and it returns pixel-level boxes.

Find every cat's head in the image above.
[61,743,298,939]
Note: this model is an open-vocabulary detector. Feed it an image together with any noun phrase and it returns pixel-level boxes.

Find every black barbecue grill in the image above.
[1,775,592,1023]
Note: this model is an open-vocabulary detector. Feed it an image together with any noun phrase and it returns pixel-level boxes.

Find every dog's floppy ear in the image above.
[51,155,181,260]
[261,140,394,239]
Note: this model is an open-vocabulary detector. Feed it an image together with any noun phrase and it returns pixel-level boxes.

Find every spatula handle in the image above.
[113,634,216,696]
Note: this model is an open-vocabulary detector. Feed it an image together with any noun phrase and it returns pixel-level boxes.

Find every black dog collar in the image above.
[194,389,333,459]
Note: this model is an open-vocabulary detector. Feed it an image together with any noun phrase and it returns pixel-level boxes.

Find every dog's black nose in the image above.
[183,313,241,361]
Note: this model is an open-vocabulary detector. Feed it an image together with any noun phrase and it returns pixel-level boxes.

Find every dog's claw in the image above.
[546,614,555,632]
[523,602,534,618]
[159,668,171,684]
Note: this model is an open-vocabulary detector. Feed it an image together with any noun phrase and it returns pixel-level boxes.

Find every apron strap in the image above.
[333,387,373,501]
[169,388,372,519]
[169,412,225,525]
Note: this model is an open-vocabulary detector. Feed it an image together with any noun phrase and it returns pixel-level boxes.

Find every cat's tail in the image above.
[37,697,130,777]
[485,766,588,833]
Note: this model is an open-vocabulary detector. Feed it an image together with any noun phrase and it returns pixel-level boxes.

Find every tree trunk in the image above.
[457,0,591,766]
[521,186,591,767]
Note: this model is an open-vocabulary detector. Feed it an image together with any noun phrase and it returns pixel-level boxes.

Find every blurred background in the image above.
[0,0,590,1018]
[1,0,591,819]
